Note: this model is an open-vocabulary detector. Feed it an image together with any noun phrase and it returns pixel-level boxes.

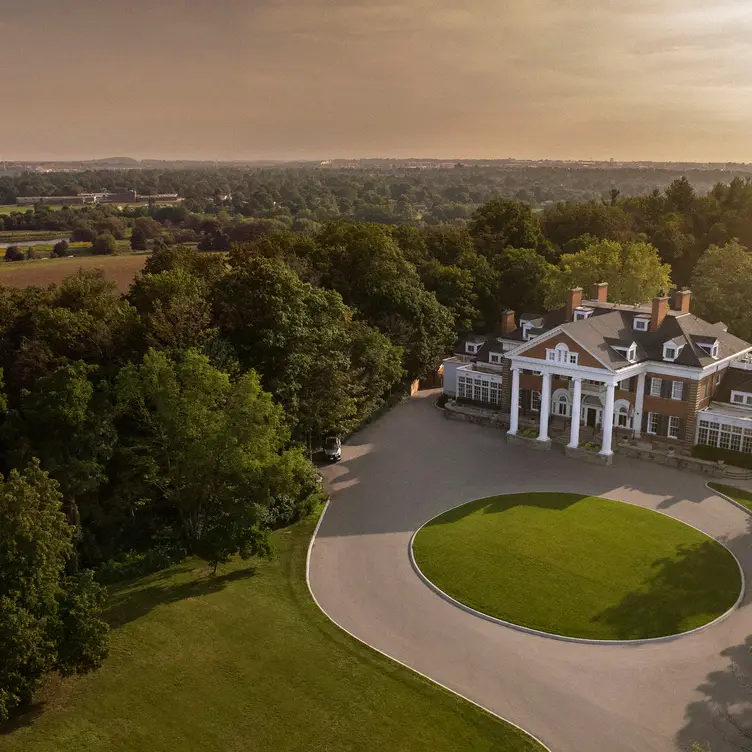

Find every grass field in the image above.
[0,514,543,752]
[0,230,67,242]
[0,254,147,292]
[412,492,741,640]
[0,205,92,215]
[708,482,752,512]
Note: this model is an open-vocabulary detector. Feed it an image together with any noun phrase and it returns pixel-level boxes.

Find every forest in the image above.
[3,172,752,723]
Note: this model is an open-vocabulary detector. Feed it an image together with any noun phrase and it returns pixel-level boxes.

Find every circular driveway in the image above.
[309,391,752,752]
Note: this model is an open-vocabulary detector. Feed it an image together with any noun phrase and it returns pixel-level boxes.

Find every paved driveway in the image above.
[309,391,752,752]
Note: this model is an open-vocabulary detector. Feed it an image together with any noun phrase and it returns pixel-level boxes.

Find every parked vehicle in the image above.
[323,435,342,462]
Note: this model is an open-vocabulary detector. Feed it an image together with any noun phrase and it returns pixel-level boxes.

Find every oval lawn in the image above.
[412,493,742,640]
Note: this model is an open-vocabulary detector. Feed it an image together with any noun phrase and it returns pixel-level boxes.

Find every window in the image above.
[647,412,660,435]
[465,342,479,354]
[671,381,684,400]
[668,416,681,439]
[698,341,719,358]
[489,353,502,365]
[554,394,569,416]
[616,405,631,428]
[531,391,541,411]
[650,377,662,397]
[663,342,682,362]
[574,308,592,321]
[546,342,577,365]
[716,371,723,386]
[633,318,649,331]
[702,381,708,399]
[731,391,752,407]
[627,344,637,362]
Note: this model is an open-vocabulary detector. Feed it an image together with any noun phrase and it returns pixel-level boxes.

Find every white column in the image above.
[538,371,552,442]
[568,377,582,448]
[508,367,520,435]
[633,372,646,438]
[600,381,616,456]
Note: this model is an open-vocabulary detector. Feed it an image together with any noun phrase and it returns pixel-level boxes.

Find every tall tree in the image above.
[114,350,321,571]
[0,462,108,722]
[553,240,672,305]
[469,198,551,259]
[692,241,752,342]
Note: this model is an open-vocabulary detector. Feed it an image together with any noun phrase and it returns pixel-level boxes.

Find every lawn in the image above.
[0,253,147,293]
[708,482,752,512]
[0,513,544,752]
[412,493,741,640]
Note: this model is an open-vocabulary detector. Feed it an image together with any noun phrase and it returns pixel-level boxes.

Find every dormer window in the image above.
[521,323,533,341]
[465,342,480,355]
[663,341,684,362]
[633,318,649,332]
[731,391,752,407]
[697,341,719,359]
[573,308,592,321]
[489,353,503,365]
[612,342,638,363]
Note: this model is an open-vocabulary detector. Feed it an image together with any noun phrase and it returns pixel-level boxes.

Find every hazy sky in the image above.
[2,0,752,162]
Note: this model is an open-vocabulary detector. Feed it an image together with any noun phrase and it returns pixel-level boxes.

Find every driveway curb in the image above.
[306,499,554,752]
[409,493,746,646]
[705,481,752,516]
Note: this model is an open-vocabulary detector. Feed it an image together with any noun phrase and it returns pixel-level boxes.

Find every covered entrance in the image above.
[585,407,598,428]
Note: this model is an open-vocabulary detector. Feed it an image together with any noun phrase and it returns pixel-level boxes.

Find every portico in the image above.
[508,365,619,456]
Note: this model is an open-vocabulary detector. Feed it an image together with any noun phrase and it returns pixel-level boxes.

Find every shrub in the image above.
[521,428,538,438]
[692,444,752,470]
[52,240,70,258]
[25,246,39,260]
[92,232,118,255]
[130,227,148,251]
[4,245,24,262]
[71,225,96,243]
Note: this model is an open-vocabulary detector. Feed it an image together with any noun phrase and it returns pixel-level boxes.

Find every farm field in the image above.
[0,253,148,292]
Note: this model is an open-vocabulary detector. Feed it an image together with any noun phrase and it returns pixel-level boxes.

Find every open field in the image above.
[0,254,147,292]
[0,514,542,752]
[413,492,742,640]
[0,230,68,242]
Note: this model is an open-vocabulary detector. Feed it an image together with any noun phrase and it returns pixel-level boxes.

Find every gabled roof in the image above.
[714,368,752,405]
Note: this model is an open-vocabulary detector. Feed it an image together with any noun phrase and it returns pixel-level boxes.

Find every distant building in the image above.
[16,190,182,207]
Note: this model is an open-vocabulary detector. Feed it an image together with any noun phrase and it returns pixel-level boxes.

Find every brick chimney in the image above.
[499,310,516,335]
[651,294,669,331]
[566,287,583,322]
[671,289,691,313]
[592,282,608,304]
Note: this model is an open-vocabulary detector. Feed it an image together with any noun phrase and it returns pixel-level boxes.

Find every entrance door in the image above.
[586,407,597,427]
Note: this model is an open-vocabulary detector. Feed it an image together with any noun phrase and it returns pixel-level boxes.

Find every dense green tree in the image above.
[691,241,752,342]
[314,222,455,379]
[4,245,24,262]
[0,462,108,722]
[489,247,557,319]
[114,349,321,572]
[52,240,70,258]
[92,233,118,255]
[469,198,550,258]
[130,227,148,251]
[552,240,672,305]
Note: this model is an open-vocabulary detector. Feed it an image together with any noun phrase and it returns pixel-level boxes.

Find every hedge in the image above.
[692,444,752,470]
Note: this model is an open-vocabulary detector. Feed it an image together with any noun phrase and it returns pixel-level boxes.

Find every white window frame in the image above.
[663,345,677,362]
[531,390,541,412]
[633,318,649,331]
[698,341,719,359]
[650,377,662,397]
[647,412,660,435]
[573,309,592,321]
[731,391,752,407]
[668,416,681,440]
[489,353,502,365]
[465,342,479,354]
[671,381,684,401]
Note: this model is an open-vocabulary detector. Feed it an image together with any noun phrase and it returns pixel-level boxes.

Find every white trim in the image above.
[306,502,554,752]
[647,411,659,435]
[650,377,662,397]
[730,390,752,407]
[667,416,681,439]
[671,381,684,400]
[510,355,618,384]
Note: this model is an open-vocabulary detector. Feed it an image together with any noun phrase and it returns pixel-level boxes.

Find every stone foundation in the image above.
[565,445,613,466]
[506,432,551,451]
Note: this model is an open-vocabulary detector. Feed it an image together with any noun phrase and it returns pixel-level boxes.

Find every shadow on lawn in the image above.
[426,492,588,525]
[592,541,741,640]
[0,701,46,736]
[106,565,257,629]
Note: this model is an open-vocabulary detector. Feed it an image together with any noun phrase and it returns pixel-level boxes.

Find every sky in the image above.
[2,0,752,162]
